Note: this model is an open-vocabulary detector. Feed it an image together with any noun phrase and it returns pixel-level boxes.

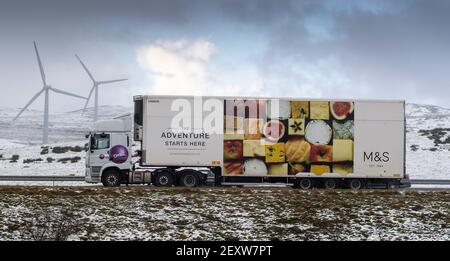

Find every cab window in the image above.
[91,134,110,150]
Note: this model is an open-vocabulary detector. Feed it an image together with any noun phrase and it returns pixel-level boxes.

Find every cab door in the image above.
[89,133,111,168]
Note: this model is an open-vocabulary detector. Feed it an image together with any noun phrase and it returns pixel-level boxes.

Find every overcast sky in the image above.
[1,0,450,112]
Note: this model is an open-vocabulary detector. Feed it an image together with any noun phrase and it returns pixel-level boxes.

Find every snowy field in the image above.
[0,186,448,241]
[0,103,449,180]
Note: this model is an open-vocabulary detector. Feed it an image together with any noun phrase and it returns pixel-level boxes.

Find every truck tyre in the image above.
[348,179,363,190]
[154,172,174,187]
[324,179,337,189]
[299,178,313,189]
[102,169,121,187]
[179,172,200,187]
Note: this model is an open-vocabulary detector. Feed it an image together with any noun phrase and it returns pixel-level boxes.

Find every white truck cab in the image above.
[85,115,133,186]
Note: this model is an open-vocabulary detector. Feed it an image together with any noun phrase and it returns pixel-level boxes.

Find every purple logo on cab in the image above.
[108,145,129,164]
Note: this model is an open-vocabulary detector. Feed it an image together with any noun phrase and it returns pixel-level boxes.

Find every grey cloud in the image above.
[251,0,450,106]
[0,0,449,111]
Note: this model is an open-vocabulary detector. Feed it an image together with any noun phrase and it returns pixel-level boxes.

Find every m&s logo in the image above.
[364,152,390,162]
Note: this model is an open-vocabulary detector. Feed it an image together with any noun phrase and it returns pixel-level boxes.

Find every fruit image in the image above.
[263,120,286,142]
[224,140,243,160]
[305,120,332,145]
[224,162,243,174]
[244,159,268,175]
[330,101,354,120]
[310,144,333,162]
[285,137,311,163]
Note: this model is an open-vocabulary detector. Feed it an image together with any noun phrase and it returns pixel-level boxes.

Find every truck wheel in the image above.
[324,179,337,189]
[348,179,363,190]
[102,170,121,187]
[154,172,174,187]
[180,172,200,187]
[299,178,313,189]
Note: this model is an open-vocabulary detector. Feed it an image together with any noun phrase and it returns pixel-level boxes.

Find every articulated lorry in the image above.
[85,95,410,189]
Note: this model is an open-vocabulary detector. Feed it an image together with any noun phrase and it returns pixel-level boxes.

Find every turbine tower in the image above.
[13,42,87,144]
[75,54,127,122]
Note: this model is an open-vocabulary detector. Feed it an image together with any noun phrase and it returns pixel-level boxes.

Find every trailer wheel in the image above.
[324,179,337,189]
[179,172,200,187]
[102,169,121,187]
[348,179,363,190]
[154,172,174,187]
[299,178,313,189]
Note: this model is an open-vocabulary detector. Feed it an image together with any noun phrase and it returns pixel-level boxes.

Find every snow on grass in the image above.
[406,104,450,179]
[0,187,448,241]
[0,141,86,176]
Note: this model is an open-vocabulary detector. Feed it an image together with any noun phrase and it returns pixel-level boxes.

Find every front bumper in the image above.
[84,167,101,183]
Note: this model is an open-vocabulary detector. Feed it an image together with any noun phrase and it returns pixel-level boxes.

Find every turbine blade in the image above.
[50,87,87,100]
[12,89,44,121]
[98,78,128,85]
[34,41,47,86]
[82,86,95,113]
[75,54,96,83]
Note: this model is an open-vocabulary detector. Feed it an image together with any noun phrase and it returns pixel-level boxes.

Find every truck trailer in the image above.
[85,95,410,189]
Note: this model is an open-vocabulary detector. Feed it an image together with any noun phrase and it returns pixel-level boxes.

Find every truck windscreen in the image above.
[91,134,110,150]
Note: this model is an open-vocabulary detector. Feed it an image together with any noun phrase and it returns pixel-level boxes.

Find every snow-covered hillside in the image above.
[0,103,449,179]
[406,103,450,179]
[0,105,132,144]
[0,106,132,177]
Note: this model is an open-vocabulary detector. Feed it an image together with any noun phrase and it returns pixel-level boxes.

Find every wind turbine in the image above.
[75,54,127,122]
[13,42,88,144]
